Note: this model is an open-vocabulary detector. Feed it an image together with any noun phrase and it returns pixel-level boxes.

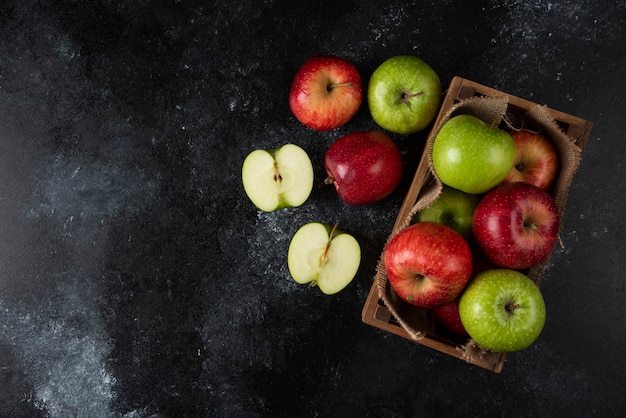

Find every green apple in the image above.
[459,269,546,352]
[242,144,313,212]
[432,114,515,194]
[368,55,442,135]
[412,185,479,240]
[288,223,361,295]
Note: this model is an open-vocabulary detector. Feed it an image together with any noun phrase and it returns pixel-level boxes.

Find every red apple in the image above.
[324,131,403,205]
[430,254,494,337]
[472,182,560,269]
[431,298,469,337]
[289,55,362,131]
[384,222,473,308]
[502,130,559,191]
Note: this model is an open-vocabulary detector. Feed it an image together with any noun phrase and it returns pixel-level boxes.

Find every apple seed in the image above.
[273,165,283,182]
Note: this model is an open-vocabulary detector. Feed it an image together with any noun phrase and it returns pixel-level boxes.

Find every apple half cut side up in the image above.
[288,223,361,295]
[242,144,314,212]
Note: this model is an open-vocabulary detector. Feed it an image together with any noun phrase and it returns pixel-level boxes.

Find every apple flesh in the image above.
[472,182,560,269]
[384,222,473,308]
[459,269,546,352]
[324,131,403,205]
[287,223,361,295]
[242,144,314,212]
[502,130,559,191]
[289,55,362,131]
[368,55,441,135]
[432,114,515,194]
[413,185,479,241]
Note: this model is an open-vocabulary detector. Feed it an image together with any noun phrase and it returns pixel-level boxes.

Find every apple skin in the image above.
[502,130,559,191]
[430,252,494,337]
[472,182,560,269]
[384,222,473,309]
[324,131,403,205]
[432,114,516,194]
[412,185,479,241]
[289,55,362,131]
[368,55,442,135]
[431,298,469,337]
[459,269,546,352]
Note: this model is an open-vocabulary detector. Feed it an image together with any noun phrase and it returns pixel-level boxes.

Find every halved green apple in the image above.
[242,143,313,212]
[288,223,361,295]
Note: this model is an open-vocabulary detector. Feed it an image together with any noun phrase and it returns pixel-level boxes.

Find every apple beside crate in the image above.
[361,76,593,373]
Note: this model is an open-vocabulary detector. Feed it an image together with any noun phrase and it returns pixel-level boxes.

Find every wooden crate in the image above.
[361,76,593,373]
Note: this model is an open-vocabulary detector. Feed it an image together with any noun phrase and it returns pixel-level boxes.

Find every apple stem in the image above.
[505,302,520,313]
[524,219,539,231]
[327,82,352,91]
[400,91,423,107]
[324,177,335,185]
[320,223,339,266]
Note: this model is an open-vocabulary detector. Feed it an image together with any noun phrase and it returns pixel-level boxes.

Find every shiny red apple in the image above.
[384,222,473,309]
[324,131,403,205]
[502,130,559,191]
[289,55,362,131]
[472,182,560,269]
[431,298,469,337]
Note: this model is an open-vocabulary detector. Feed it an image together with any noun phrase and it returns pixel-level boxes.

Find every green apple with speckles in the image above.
[459,269,546,352]
[412,185,480,240]
[432,114,515,194]
[242,144,313,212]
[367,55,442,135]
[288,223,361,295]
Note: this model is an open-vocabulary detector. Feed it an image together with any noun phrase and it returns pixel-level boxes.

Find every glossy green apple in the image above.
[368,55,441,135]
[288,223,361,295]
[459,269,546,352]
[242,144,313,212]
[432,114,515,194]
[412,185,479,240]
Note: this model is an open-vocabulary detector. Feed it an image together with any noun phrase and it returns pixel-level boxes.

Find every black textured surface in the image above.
[1,1,625,417]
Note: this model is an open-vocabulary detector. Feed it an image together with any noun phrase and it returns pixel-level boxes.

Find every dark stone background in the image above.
[0,1,624,417]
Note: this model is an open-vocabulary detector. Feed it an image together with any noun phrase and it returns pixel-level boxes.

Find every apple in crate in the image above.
[432,114,515,194]
[288,223,361,295]
[242,144,313,212]
[324,131,402,205]
[431,298,468,337]
[472,182,559,269]
[368,55,441,135]
[459,269,546,352]
[502,130,559,191]
[289,55,362,131]
[412,185,480,240]
[384,222,473,308]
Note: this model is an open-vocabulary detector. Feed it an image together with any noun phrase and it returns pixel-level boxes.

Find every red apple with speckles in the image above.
[384,222,473,308]
[324,131,403,205]
[289,55,362,131]
[431,256,494,337]
[502,130,559,191]
[432,298,468,336]
[472,182,560,269]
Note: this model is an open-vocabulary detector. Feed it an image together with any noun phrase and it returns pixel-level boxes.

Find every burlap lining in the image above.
[374,95,583,361]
